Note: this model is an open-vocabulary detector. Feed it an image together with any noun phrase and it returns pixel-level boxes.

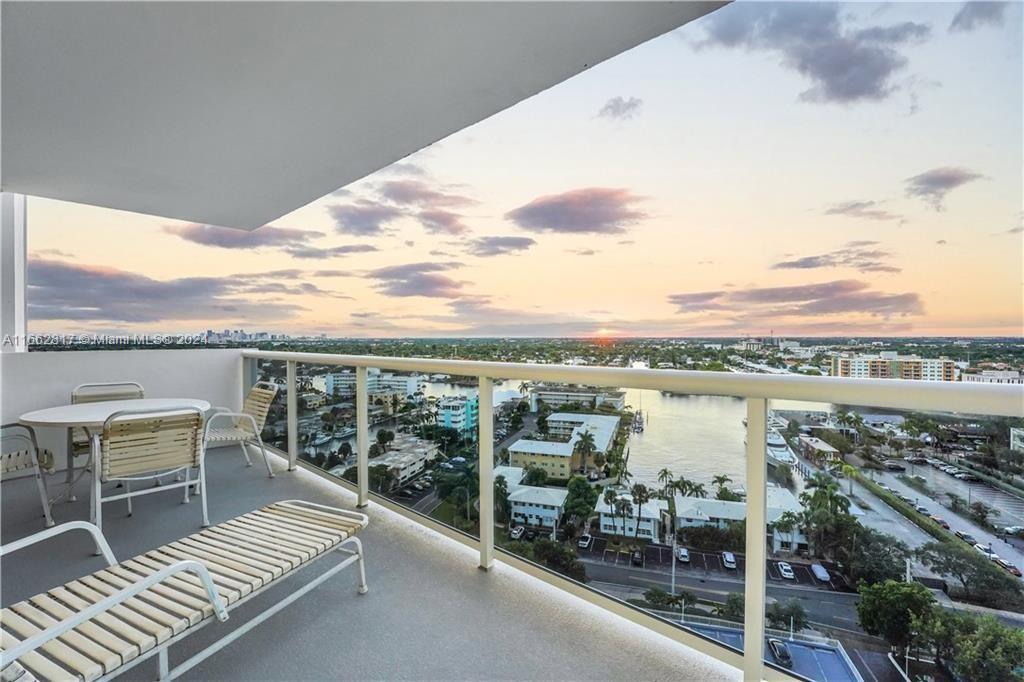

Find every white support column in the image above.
[743,397,768,681]
[356,366,369,508]
[0,193,27,353]
[478,376,494,570]
[286,361,298,471]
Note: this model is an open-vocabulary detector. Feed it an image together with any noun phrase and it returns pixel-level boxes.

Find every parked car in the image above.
[930,516,950,530]
[767,639,793,668]
[722,552,737,570]
[973,543,998,560]
[396,490,414,499]
[577,534,592,549]
[1003,526,1024,536]
[509,526,525,540]
[884,461,906,472]
[955,530,977,545]
[675,547,690,563]
[631,550,644,567]
[915,505,929,514]
[777,562,795,580]
[810,563,830,583]
[411,482,424,491]
[997,558,1023,577]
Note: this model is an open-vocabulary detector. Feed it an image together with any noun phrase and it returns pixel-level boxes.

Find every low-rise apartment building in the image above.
[675,485,807,553]
[1011,427,1024,453]
[594,493,668,541]
[830,352,955,381]
[299,391,326,409]
[438,395,479,435]
[529,384,625,412]
[324,369,425,397]
[492,466,568,530]
[797,435,840,464]
[962,370,1023,384]
[508,412,619,477]
[374,434,439,485]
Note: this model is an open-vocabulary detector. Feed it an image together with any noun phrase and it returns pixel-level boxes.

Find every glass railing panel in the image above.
[762,399,1024,682]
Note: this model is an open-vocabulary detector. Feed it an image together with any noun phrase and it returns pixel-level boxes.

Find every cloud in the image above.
[163,223,323,249]
[668,279,922,318]
[904,167,984,210]
[27,258,310,323]
[376,180,474,208]
[936,239,948,245]
[327,201,404,236]
[597,96,643,120]
[381,161,427,177]
[950,2,1008,32]
[505,188,648,234]
[772,243,900,273]
[467,236,536,257]
[824,200,903,222]
[567,248,598,256]
[419,209,471,235]
[32,248,74,258]
[282,244,379,260]
[694,3,930,104]
[366,262,466,298]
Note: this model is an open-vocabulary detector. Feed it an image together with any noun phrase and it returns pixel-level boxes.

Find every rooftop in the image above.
[509,412,619,458]
[0,449,737,681]
[675,486,803,524]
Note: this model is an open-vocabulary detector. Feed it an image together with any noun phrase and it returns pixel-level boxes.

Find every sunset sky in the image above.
[27,2,1023,338]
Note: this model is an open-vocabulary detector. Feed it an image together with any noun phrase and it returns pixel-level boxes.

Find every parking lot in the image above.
[581,537,842,590]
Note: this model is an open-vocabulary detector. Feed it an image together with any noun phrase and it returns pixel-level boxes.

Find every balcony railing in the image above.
[242,349,1023,681]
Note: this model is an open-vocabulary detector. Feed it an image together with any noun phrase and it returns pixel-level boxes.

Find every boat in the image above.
[312,433,332,446]
[766,429,798,466]
[336,427,357,439]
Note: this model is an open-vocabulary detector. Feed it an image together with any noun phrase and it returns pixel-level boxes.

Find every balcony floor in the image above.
[2,448,738,681]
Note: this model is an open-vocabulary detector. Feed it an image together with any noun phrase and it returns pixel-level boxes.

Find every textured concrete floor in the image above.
[2,448,740,681]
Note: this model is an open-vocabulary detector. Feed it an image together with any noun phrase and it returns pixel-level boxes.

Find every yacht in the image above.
[766,429,798,466]
[312,432,332,446]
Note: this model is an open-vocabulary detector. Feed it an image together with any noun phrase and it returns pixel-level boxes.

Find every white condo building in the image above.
[508,413,619,476]
[962,370,1023,384]
[528,385,625,412]
[594,493,669,540]
[830,352,955,381]
[324,368,425,397]
[674,485,807,553]
[493,466,568,530]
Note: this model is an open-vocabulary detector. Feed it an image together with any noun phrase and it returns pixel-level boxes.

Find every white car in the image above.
[675,547,690,563]
[722,551,737,570]
[509,526,525,540]
[577,534,593,549]
[777,562,795,580]
[973,543,998,560]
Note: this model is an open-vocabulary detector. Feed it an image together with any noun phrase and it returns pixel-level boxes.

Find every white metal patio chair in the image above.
[91,407,208,535]
[1,424,55,528]
[203,381,278,478]
[64,382,146,501]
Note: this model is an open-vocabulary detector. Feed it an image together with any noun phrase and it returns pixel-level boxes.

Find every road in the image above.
[581,559,864,632]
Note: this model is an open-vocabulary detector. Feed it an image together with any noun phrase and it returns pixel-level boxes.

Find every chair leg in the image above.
[125,480,132,516]
[254,434,275,478]
[183,468,191,504]
[239,441,253,467]
[34,463,55,528]
[199,461,209,527]
[344,536,369,594]
[92,459,104,554]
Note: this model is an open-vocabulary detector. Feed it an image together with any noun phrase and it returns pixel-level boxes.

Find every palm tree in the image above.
[690,483,707,499]
[573,430,597,472]
[630,483,652,539]
[494,475,510,524]
[614,498,633,538]
[657,468,675,497]
[773,510,801,552]
[518,381,530,396]
[712,474,732,489]
[841,464,857,495]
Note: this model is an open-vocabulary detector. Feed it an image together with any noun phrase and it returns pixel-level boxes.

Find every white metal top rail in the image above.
[242,350,1022,417]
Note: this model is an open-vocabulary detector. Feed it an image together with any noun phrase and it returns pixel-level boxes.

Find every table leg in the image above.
[64,427,77,502]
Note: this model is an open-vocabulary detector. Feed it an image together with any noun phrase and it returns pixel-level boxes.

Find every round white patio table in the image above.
[20,398,211,501]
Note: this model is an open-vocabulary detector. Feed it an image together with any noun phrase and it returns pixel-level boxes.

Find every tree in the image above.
[715,593,745,621]
[669,590,697,615]
[911,606,976,665]
[846,527,910,585]
[643,587,672,609]
[613,498,633,537]
[711,474,732,491]
[841,464,857,495]
[368,443,382,458]
[573,430,597,471]
[949,615,1024,681]
[916,541,1024,607]
[630,483,652,539]
[657,468,675,497]
[564,476,598,528]
[766,599,808,632]
[533,539,587,582]
[772,511,802,553]
[537,411,549,437]
[338,441,353,459]
[522,466,548,487]
[856,580,935,651]
[494,475,510,523]
[366,463,396,493]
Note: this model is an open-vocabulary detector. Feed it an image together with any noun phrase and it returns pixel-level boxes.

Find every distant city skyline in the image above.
[26,2,1023,338]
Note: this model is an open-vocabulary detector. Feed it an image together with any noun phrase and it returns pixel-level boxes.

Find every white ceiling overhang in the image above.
[1,1,725,230]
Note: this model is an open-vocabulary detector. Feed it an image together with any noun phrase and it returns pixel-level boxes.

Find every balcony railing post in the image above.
[356,366,369,508]
[478,376,494,570]
[0,193,27,353]
[286,361,298,471]
[241,356,258,406]
[743,397,768,681]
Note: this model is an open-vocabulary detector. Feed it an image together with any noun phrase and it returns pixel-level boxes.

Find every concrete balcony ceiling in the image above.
[1,1,725,230]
